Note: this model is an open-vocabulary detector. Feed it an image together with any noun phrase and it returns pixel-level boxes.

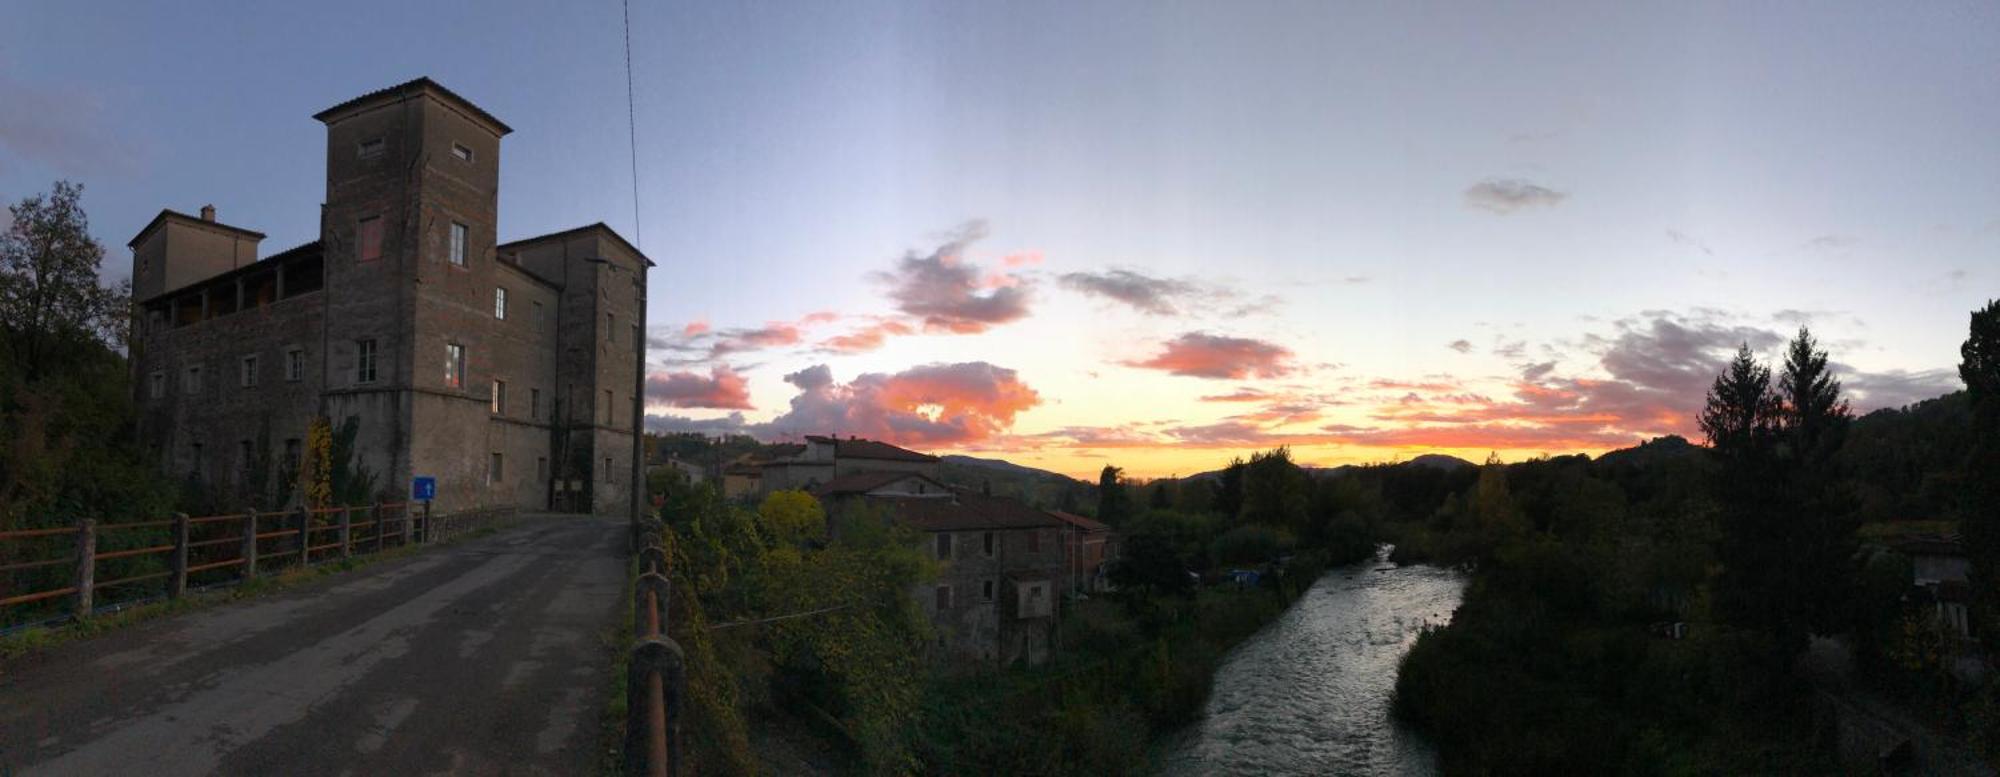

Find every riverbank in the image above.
[1157,555,1465,776]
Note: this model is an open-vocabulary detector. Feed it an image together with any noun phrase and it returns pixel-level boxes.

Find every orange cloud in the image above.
[762,362,1041,446]
[818,319,917,354]
[646,365,754,410]
[1125,332,1295,380]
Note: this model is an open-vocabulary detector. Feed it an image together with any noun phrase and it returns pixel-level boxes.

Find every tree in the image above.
[757,489,826,547]
[1213,457,1246,520]
[1097,465,1130,525]
[1776,327,1857,636]
[0,181,128,381]
[1962,300,2000,633]
[1240,447,1310,533]
[1471,453,1527,555]
[1698,344,1781,456]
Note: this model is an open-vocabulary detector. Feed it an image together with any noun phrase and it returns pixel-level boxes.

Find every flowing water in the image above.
[1156,553,1467,776]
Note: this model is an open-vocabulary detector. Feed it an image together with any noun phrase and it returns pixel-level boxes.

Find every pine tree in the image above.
[1961,300,2000,633]
[1776,327,1856,638]
[1096,465,1129,525]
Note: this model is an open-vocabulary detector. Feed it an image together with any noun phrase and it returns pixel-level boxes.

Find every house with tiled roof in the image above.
[757,435,942,494]
[800,439,1065,667]
[1050,511,1120,595]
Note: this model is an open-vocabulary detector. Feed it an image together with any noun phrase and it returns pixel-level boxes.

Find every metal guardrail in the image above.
[1,502,516,630]
[625,517,685,777]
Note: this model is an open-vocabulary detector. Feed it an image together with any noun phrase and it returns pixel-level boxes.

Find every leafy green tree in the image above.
[757,489,826,547]
[0,181,127,380]
[1239,448,1310,533]
[1213,457,1246,519]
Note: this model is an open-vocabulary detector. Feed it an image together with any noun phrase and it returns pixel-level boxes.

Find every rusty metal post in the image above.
[241,510,259,579]
[634,572,670,640]
[169,512,190,599]
[624,637,685,777]
[74,519,96,619]
[339,507,353,560]
[292,507,310,566]
[638,545,666,576]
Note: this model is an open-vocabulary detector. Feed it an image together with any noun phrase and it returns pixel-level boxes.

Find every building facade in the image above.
[800,440,1066,667]
[129,78,651,516]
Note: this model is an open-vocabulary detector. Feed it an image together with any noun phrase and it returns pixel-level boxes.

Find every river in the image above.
[1156,551,1467,776]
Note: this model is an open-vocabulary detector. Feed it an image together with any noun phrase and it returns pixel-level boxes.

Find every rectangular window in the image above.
[494,287,507,319]
[935,585,951,611]
[604,457,614,484]
[237,440,253,485]
[356,339,378,384]
[604,389,614,425]
[451,142,474,162]
[357,137,383,159]
[491,379,506,414]
[449,222,467,266]
[533,301,545,332]
[149,371,166,399]
[537,456,548,482]
[240,355,259,388]
[983,532,995,557]
[488,452,503,485]
[282,438,301,478]
[935,533,952,560]
[445,343,465,388]
[983,580,995,601]
[358,216,383,262]
[530,388,541,420]
[183,365,202,393]
[285,348,304,382]
[190,442,204,480]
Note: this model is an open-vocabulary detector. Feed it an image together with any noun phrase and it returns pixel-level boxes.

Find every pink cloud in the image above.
[646,365,754,410]
[818,319,916,354]
[761,362,1042,446]
[1125,332,1295,380]
[878,221,1033,334]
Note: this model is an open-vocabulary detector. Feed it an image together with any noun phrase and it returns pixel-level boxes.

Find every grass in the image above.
[0,511,532,666]
[598,553,640,776]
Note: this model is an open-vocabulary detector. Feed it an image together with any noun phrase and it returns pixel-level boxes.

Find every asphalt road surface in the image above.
[0,514,626,776]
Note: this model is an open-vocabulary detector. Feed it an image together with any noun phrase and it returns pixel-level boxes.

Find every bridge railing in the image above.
[625,516,684,777]
[0,502,516,631]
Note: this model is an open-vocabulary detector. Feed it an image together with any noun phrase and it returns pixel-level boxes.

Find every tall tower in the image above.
[311,79,512,501]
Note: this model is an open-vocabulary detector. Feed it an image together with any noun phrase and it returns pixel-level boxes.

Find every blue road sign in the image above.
[411,476,436,501]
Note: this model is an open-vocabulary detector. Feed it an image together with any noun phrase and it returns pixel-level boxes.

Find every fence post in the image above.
[638,545,667,577]
[339,507,354,560]
[242,510,260,579]
[421,501,433,544]
[371,502,384,552]
[169,512,190,599]
[293,508,310,566]
[625,637,685,777]
[74,518,96,620]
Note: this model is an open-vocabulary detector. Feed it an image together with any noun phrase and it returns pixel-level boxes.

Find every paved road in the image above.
[0,514,627,776]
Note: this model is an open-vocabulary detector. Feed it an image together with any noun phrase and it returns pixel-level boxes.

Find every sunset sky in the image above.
[4,2,1995,477]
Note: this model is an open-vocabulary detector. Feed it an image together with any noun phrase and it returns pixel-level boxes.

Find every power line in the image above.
[622,0,642,249]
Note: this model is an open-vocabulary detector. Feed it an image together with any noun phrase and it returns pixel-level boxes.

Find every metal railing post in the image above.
[339,507,353,560]
[371,502,384,552]
[625,637,685,777]
[293,508,310,566]
[74,519,96,619]
[241,510,260,579]
[169,512,190,598]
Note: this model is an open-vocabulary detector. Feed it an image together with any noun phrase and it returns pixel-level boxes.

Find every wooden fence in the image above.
[625,517,685,777]
[0,503,515,630]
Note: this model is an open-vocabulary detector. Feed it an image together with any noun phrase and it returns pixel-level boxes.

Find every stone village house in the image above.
[128,78,650,517]
[775,437,1070,666]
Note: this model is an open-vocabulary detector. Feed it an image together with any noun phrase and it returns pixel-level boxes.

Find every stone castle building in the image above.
[128,78,651,517]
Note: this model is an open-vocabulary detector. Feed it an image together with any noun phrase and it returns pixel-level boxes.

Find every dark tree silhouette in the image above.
[1962,300,2000,632]
[1096,465,1129,525]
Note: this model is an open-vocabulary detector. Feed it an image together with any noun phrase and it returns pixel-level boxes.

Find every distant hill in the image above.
[1407,453,1476,471]
[1592,435,1700,468]
[939,455,1084,485]
[938,455,1091,511]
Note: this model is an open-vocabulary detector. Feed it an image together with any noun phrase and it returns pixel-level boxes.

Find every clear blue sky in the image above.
[5,1,1995,476]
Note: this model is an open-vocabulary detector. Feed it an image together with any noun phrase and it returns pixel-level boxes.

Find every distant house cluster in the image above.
[740,435,1117,666]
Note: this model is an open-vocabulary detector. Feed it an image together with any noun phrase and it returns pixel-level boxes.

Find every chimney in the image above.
[199,204,216,222]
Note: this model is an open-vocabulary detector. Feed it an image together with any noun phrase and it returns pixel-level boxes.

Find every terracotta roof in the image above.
[868,491,1064,532]
[1048,511,1111,533]
[312,77,512,135]
[128,208,266,248]
[497,222,656,268]
[811,472,948,497]
[804,436,939,463]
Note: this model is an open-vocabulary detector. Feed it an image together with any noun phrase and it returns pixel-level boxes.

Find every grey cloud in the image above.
[1464,178,1568,214]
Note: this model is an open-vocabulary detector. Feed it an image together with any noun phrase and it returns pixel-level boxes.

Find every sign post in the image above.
[411,476,436,543]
